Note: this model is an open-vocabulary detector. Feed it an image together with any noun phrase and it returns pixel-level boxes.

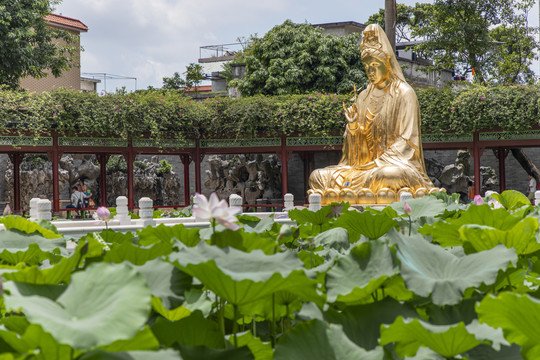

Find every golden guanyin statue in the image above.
[308,24,442,205]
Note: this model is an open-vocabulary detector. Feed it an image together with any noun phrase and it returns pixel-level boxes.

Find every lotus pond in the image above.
[0,190,539,359]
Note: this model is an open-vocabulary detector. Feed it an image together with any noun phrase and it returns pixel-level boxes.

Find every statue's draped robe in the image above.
[309,80,433,194]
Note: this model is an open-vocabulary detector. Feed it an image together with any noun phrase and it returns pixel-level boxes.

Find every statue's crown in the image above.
[360,30,382,53]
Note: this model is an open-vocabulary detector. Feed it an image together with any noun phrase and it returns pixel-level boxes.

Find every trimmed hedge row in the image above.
[0,84,538,142]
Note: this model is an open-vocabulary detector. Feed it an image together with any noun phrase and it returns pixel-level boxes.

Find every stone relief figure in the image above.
[308,24,442,205]
[205,154,282,204]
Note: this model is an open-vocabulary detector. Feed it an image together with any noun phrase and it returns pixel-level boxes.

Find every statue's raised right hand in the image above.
[343,103,358,123]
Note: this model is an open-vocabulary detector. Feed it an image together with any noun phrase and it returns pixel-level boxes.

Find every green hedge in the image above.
[1,85,539,142]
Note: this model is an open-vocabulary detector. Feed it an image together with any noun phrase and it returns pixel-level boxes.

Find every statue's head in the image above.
[363,54,390,88]
[360,24,405,85]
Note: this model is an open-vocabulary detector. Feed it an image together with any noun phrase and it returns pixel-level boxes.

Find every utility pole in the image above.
[385,0,397,52]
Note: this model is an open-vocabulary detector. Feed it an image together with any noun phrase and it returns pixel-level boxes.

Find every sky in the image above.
[54,0,539,93]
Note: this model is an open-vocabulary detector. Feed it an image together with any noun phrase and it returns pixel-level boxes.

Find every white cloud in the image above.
[56,0,540,91]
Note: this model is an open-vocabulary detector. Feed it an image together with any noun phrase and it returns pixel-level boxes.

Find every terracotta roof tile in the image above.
[44,14,88,32]
[185,85,213,93]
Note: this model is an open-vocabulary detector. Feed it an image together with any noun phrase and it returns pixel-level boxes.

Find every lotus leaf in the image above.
[389,197,447,218]
[333,210,396,241]
[0,216,61,239]
[0,230,67,265]
[6,323,72,359]
[79,349,182,360]
[326,239,398,303]
[380,317,488,358]
[4,263,151,350]
[476,293,540,358]
[241,216,276,234]
[151,311,224,349]
[210,229,277,254]
[131,259,191,307]
[323,298,418,350]
[459,217,540,254]
[464,344,524,360]
[237,290,303,321]
[230,331,272,360]
[98,327,159,351]
[169,242,320,306]
[177,344,254,360]
[3,243,85,284]
[138,223,200,247]
[491,190,531,210]
[274,319,385,360]
[288,206,333,227]
[104,239,173,265]
[419,204,521,247]
[312,227,349,251]
[394,231,517,305]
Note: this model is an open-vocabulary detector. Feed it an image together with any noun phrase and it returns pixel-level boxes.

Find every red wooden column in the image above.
[194,140,202,194]
[49,134,60,212]
[280,136,290,196]
[180,154,191,206]
[498,147,506,193]
[99,153,109,207]
[9,153,21,212]
[472,132,482,196]
[126,142,135,209]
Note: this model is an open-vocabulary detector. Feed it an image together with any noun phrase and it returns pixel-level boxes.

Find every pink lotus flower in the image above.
[2,204,10,216]
[404,202,412,216]
[473,195,483,205]
[95,206,111,222]
[193,193,241,231]
[488,199,504,209]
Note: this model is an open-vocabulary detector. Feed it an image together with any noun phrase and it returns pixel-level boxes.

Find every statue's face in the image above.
[364,56,389,88]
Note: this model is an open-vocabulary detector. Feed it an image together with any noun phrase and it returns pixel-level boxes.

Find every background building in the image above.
[19,14,89,92]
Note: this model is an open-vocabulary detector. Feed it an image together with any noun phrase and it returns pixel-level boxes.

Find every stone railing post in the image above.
[114,196,131,225]
[229,194,243,208]
[535,191,540,206]
[138,197,156,227]
[193,194,202,221]
[29,198,40,220]
[399,192,413,202]
[308,193,321,212]
[283,193,294,212]
[37,199,52,221]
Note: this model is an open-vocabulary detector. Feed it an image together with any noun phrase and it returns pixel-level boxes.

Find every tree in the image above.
[367,4,430,42]
[161,63,206,93]
[161,72,186,91]
[185,63,206,93]
[385,0,396,51]
[0,0,78,89]
[233,20,368,96]
[410,0,538,84]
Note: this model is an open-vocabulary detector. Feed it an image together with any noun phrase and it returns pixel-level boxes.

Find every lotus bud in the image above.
[473,195,483,205]
[279,224,293,238]
[96,206,111,222]
[404,202,412,216]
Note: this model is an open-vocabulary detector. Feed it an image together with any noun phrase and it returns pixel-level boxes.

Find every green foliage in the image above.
[236,20,368,96]
[134,160,147,170]
[0,84,539,141]
[106,155,127,173]
[161,72,186,91]
[1,191,540,358]
[157,159,172,174]
[0,0,78,89]
[409,0,538,83]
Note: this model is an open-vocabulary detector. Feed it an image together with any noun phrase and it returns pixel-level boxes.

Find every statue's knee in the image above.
[374,166,403,181]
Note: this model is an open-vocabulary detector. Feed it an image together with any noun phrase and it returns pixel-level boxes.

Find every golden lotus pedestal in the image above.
[309,187,445,206]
